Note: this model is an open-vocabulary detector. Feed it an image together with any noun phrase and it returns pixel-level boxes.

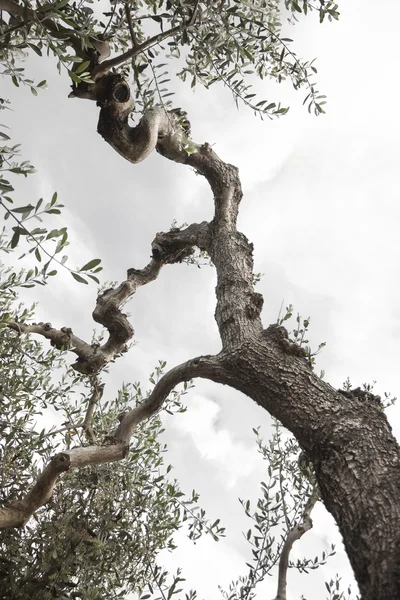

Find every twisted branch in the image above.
[0,353,223,528]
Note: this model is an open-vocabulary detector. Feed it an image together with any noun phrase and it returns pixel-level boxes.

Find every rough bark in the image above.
[89,75,400,599]
[2,70,400,600]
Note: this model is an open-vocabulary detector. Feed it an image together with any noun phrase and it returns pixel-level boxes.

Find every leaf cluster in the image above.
[0,259,223,598]
[0,131,102,285]
[0,0,340,118]
[277,303,326,374]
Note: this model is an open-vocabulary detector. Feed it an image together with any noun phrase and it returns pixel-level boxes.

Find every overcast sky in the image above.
[2,0,400,598]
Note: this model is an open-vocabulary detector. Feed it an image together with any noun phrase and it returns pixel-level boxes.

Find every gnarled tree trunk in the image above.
[2,68,399,600]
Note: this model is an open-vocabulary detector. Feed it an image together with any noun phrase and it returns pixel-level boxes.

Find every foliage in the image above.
[0,0,338,118]
[322,574,359,600]
[135,421,358,600]
[0,3,367,600]
[0,242,223,599]
[0,120,102,285]
[220,422,330,600]
[277,303,326,374]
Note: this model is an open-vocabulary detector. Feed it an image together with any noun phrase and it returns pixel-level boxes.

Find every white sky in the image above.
[1,0,400,598]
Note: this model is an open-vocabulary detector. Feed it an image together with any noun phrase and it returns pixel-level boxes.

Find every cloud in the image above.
[172,394,263,486]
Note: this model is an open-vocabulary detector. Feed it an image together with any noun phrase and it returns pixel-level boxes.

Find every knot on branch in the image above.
[264,324,308,359]
[96,73,134,126]
[72,357,101,375]
[151,234,195,264]
[338,387,382,405]
[246,292,264,319]
[52,452,71,473]
[168,108,192,137]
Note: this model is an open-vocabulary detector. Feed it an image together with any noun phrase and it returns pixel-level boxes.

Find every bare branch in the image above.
[151,222,211,258]
[7,321,94,366]
[7,255,168,373]
[96,81,262,346]
[82,381,105,442]
[273,489,319,600]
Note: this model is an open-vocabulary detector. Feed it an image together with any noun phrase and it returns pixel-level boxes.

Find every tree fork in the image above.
[1,58,399,597]
[87,73,400,597]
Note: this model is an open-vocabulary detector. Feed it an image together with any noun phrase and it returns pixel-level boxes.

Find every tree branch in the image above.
[114,353,224,443]
[0,443,128,528]
[0,452,71,528]
[93,24,181,79]
[0,0,83,54]
[273,488,319,600]
[6,252,176,372]
[82,381,104,442]
[124,2,138,48]
[0,353,223,528]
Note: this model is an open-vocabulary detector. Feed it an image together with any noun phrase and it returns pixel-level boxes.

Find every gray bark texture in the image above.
[93,74,400,599]
[2,71,400,600]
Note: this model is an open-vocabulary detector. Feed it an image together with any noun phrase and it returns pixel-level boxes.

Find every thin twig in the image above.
[82,381,105,442]
[187,0,201,28]
[124,2,138,48]
[94,24,181,77]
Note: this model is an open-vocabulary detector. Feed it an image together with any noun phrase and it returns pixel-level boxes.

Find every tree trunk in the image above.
[3,71,399,600]
[214,333,400,600]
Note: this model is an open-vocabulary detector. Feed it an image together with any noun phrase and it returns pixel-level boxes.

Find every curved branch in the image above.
[94,74,262,346]
[7,255,165,373]
[69,59,400,599]
[0,452,71,528]
[0,354,224,528]
[273,489,319,600]
[6,217,210,374]
[97,98,191,164]
[0,443,128,528]
[114,353,224,443]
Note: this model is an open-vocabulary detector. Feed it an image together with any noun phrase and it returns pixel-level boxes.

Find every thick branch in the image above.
[151,221,211,258]
[95,77,261,345]
[99,82,261,349]
[114,353,223,443]
[0,452,70,528]
[34,43,400,593]
[0,443,128,528]
[0,354,223,528]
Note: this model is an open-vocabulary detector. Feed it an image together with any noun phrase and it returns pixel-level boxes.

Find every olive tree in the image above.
[0,242,229,599]
[0,2,399,599]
